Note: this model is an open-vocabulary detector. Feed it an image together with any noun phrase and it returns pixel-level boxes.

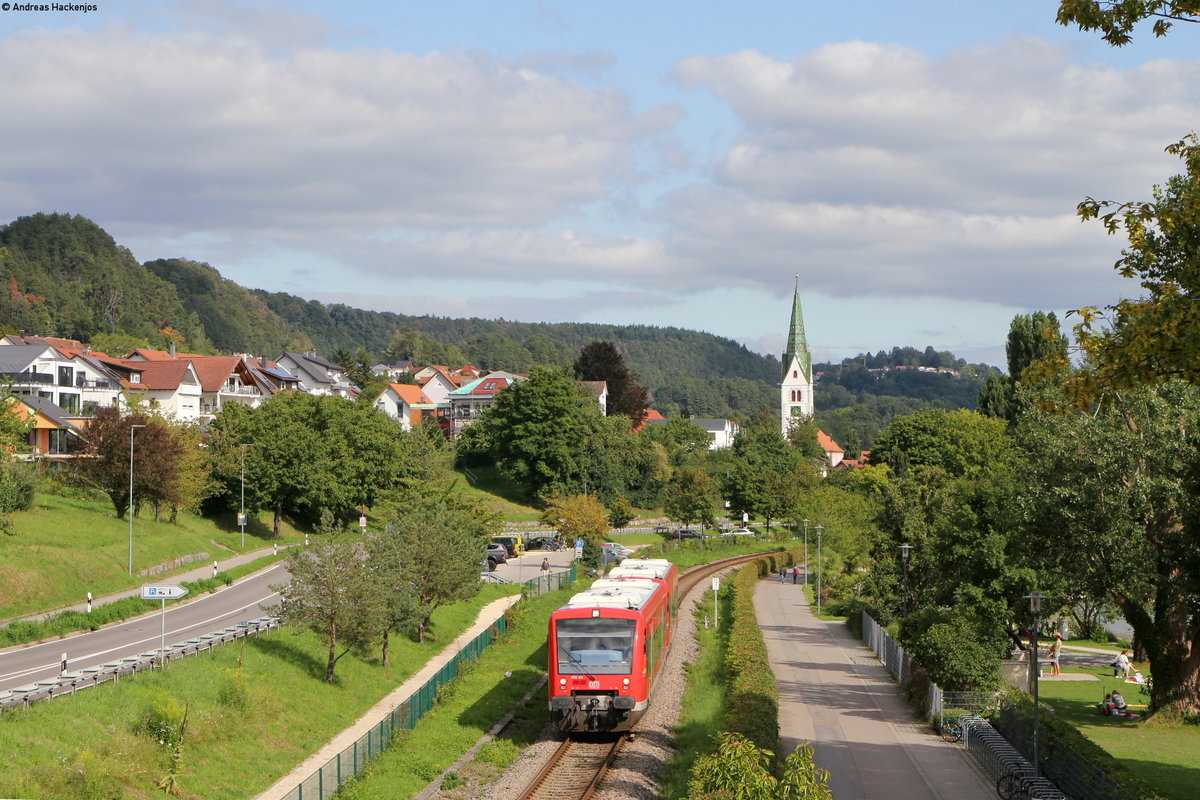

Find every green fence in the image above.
[520,564,577,598]
[282,614,508,800]
[281,565,577,800]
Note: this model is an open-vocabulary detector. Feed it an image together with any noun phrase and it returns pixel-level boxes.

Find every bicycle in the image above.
[940,717,963,743]
[996,766,1065,800]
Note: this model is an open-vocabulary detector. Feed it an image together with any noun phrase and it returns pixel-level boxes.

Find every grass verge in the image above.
[660,587,731,800]
[1034,667,1198,800]
[334,584,580,799]
[0,584,518,800]
[0,491,304,620]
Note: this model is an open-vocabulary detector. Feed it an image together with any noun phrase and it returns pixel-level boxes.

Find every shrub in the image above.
[908,622,1002,693]
[0,460,37,513]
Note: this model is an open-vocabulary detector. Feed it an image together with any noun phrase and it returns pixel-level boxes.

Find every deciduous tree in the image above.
[69,407,185,520]
[573,341,650,428]
[1056,0,1200,46]
[272,514,386,683]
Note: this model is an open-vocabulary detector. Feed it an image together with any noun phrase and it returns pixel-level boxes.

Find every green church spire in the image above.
[782,279,811,381]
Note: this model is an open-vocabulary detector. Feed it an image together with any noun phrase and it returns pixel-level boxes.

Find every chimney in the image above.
[169,342,176,358]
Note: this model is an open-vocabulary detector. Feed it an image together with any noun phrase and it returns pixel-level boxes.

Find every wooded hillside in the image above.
[1,212,995,425]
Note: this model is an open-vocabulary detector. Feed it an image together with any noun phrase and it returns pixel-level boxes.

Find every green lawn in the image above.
[0,492,305,620]
[0,584,519,800]
[1039,667,1200,800]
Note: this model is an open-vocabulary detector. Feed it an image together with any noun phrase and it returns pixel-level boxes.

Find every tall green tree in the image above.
[663,466,718,529]
[573,341,650,428]
[272,515,386,684]
[472,366,597,502]
[374,484,495,642]
[978,312,1069,421]
[1016,379,1200,714]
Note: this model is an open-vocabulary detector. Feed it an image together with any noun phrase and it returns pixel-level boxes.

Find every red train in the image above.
[547,558,679,732]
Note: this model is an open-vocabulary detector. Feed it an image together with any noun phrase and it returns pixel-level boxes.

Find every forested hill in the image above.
[0,213,781,417]
[0,212,997,425]
[814,347,1000,452]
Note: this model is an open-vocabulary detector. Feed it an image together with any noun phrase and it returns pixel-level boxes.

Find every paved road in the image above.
[755,578,996,800]
[0,558,287,693]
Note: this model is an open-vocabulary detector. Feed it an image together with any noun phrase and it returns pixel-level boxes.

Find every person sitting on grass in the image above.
[1110,690,1129,715]
[1099,693,1115,715]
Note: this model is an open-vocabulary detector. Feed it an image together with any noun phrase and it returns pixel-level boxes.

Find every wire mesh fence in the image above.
[282,566,578,800]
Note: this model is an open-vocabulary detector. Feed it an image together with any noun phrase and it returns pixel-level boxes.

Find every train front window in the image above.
[555,617,636,675]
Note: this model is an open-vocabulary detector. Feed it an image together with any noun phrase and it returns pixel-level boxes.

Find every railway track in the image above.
[518,735,627,800]
[516,548,786,800]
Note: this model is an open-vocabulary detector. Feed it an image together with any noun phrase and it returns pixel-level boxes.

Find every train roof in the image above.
[561,581,660,610]
[607,559,675,580]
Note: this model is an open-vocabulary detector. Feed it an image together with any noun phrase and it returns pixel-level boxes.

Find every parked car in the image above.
[486,543,508,571]
[672,529,706,540]
[601,542,630,561]
[491,535,526,557]
[719,527,756,539]
[653,525,673,537]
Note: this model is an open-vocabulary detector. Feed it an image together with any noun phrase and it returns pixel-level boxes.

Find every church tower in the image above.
[780,281,814,435]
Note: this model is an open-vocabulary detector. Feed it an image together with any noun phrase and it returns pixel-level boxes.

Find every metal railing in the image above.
[0,616,280,713]
[520,565,577,598]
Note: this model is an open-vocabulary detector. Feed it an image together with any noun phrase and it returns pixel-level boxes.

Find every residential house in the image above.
[447,375,522,436]
[691,417,739,450]
[577,381,609,416]
[188,356,269,421]
[371,360,413,381]
[817,430,845,468]
[276,351,357,398]
[0,344,124,416]
[417,366,464,404]
[372,383,434,432]
[12,395,88,459]
[123,360,204,421]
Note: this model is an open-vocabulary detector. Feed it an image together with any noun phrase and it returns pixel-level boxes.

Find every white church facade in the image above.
[780,284,814,435]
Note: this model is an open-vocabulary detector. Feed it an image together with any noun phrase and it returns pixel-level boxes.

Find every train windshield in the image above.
[555,617,636,675]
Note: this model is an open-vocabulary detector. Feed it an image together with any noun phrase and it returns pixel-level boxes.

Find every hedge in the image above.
[720,549,798,753]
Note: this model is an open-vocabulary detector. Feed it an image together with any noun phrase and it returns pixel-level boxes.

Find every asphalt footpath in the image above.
[754,578,996,800]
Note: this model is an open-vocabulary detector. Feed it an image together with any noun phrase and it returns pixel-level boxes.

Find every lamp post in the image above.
[802,518,809,584]
[239,444,247,548]
[128,423,146,576]
[1025,590,1047,777]
[814,524,824,618]
[898,543,912,617]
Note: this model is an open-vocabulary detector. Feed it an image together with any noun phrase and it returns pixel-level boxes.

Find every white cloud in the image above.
[665,39,1200,308]
[0,26,662,236]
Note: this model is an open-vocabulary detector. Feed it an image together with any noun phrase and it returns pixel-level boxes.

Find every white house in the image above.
[372,383,434,432]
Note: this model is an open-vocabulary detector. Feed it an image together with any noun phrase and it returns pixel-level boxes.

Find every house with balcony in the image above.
[276,351,357,398]
[0,343,126,416]
[122,360,203,421]
[12,395,88,459]
[447,375,522,436]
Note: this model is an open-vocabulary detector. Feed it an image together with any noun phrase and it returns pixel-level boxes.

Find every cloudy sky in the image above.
[2,1,1196,367]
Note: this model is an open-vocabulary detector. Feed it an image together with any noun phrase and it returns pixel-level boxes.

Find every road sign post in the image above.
[140,585,189,668]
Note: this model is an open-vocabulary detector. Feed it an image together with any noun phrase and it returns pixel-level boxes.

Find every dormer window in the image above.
[131,373,141,384]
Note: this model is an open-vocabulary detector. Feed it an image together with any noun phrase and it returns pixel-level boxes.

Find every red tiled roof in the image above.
[817,430,843,454]
[127,360,192,391]
[185,356,243,393]
[389,383,432,405]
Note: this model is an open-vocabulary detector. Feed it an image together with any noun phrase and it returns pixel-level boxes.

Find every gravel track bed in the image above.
[438,572,722,800]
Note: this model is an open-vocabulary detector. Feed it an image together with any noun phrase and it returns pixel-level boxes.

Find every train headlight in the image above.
[559,677,567,687]
[622,678,630,686]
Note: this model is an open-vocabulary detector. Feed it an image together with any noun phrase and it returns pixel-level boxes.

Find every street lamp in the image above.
[814,524,824,618]
[239,444,248,548]
[128,423,146,576]
[802,518,809,584]
[898,543,912,617]
[1025,590,1047,777]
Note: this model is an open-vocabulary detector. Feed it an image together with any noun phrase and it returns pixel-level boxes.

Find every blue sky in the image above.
[2,1,1197,368]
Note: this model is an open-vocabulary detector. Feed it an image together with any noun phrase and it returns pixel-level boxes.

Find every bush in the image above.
[908,622,1002,693]
[0,460,37,513]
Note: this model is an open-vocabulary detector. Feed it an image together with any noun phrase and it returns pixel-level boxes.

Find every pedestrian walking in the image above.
[541,557,551,575]
[792,564,801,584]
[1048,631,1062,677]
[779,567,786,583]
